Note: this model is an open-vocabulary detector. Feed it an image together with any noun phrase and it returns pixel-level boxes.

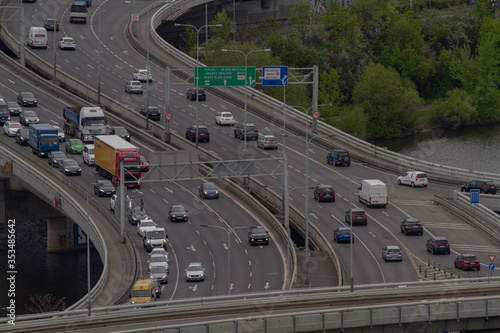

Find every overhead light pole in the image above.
[221,48,270,157]
[175,23,222,149]
[291,104,332,286]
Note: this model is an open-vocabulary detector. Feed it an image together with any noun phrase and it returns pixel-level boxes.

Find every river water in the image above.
[0,219,103,317]
[372,123,500,175]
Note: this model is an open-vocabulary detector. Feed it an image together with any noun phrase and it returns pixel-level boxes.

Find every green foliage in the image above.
[179,22,197,55]
[210,9,233,42]
[288,0,315,40]
[336,106,367,139]
[432,88,475,128]
[352,64,421,139]
[319,69,345,108]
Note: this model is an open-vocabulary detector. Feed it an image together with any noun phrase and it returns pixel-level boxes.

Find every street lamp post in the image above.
[86,182,99,316]
[175,23,222,149]
[221,48,270,157]
[290,104,332,286]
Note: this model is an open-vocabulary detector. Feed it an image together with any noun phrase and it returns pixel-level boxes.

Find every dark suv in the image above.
[461,180,497,194]
[327,149,351,166]
[426,236,450,254]
[234,123,258,140]
[185,125,210,142]
[186,87,206,101]
[248,226,269,245]
[313,185,335,202]
[400,218,423,235]
[345,208,367,225]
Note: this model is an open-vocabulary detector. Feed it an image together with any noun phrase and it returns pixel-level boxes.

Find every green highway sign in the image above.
[195,66,257,87]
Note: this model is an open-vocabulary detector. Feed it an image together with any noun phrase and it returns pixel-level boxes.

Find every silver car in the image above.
[125,80,144,94]
[148,254,169,273]
[382,246,402,261]
[185,262,205,282]
[19,110,39,125]
[149,265,168,284]
[137,218,157,238]
[257,134,278,150]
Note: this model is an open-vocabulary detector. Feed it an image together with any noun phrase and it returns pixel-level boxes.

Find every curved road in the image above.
[5,0,499,298]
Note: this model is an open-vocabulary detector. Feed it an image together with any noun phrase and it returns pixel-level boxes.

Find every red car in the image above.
[454,254,480,271]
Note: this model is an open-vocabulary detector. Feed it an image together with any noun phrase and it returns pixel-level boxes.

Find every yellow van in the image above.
[131,279,155,303]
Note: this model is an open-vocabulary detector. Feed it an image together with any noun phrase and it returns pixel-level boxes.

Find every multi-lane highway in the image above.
[4,0,499,304]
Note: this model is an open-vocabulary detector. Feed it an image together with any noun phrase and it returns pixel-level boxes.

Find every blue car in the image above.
[334,227,354,243]
[199,182,219,199]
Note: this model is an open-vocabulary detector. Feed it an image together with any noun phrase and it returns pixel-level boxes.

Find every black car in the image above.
[248,226,269,245]
[327,149,351,166]
[17,92,38,107]
[44,18,60,31]
[186,87,206,101]
[93,180,116,197]
[168,204,188,222]
[140,106,161,121]
[48,151,67,168]
[199,183,219,199]
[15,127,29,145]
[7,102,22,116]
[313,185,335,202]
[345,208,367,225]
[400,218,423,235]
[426,236,450,254]
[461,180,497,194]
[185,125,210,143]
[59,158,82,176]
[234,123,258,141]
[109,126,131,142]
[129,205,150,225]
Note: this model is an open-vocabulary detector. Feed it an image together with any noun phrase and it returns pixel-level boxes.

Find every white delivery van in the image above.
[358,179,388,207]
[27,27,48,49]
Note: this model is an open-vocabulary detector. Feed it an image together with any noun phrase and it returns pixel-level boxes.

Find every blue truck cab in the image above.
[29,124,59,157]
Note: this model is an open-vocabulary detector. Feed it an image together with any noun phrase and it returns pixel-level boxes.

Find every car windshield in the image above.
[387,248,399,253]
[485,181,495,186]
[141,221,155,227]
[41,137,58,145]
[339,230,351,235]
[188,265,202,271]
[64,38,74,43]
[132,290,150,297]
[222,113,232,117]
[131,82,141,86]
[7,102,18,108]
[203,183,217,190]
[147,230,165,239]
[321,187,334,193]
[53,152,66,159]
[172,206,185,212]
[19,129,29,135]
[64,160,78,167]
[150,266,165,274]
[463,255,477,260]
[416,173,427,178]
[150,256,166,263]
[9,123,21,129]
[252,227,266,233]
[23,93,35,98]
[99,181,113,187]
[435,239,448,245]
[24,111,37,117]
[70,139,83,146]
[113,127,127,134]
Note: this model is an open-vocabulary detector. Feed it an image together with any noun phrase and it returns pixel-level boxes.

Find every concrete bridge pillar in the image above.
[47,217,89,252]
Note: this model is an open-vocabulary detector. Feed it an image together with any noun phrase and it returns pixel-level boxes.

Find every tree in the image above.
[432,88,476,128]
[336,106,367,139]
[288,0,315,40]
[25,293,66,314]
[352,64,421,139]
[210,9,233,42]
[179,21,197,55]
[319,69,345,108]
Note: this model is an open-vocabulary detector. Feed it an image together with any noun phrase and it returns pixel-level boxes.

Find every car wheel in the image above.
[423,184,427,187]
[477,266,480,271]
[461,188,466,192]
[431,248,435,254]
[411,182,415,187]
[480,189,485,194]
[398,179,402,185]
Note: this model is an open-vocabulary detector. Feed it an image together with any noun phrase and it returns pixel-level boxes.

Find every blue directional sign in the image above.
[262,66,288,86]
[470,189,480,204]
[489,263,495,270]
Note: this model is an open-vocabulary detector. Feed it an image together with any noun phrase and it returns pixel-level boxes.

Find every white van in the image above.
[27,27,48,49]
[358,179,388,207]
[83,144,95,165]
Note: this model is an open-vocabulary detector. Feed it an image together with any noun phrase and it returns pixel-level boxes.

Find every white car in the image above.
[54,126,65,142]
[3,121,21,136]
[58,37,76,50]
[125,80,144,94]
[137,218,157,238]
[110,194,131,212]
[132,69,152,82]
[215,112,235,126]
[150,248,169,261]
[397,171,428,188]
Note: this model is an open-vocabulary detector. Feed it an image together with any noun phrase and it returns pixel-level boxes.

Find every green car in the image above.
[65,138,84,154]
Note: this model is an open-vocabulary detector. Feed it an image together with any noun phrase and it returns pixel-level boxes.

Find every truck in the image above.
[143,227,168,252]
[94,135,141,188]
[69,1,88,24]
[63,106,106,143]
[130,279,155,303]
[29,124,59,157]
